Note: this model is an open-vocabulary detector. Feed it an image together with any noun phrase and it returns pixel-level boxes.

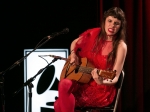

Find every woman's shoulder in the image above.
[118,40,127,51]
[80,27,101,36]
[86,27,101,32]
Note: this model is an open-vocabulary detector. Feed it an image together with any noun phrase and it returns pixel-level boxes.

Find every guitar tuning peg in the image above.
[113,70,117,73]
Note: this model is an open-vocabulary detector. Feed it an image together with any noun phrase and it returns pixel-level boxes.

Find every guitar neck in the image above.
[77,65,116,80]
[78,66,97,74]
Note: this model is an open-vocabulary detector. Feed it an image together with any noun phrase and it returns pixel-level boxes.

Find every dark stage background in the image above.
[0,1,100,112]
[0,0,150,112]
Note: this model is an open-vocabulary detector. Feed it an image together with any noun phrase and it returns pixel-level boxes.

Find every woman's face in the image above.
[105,16,121,36]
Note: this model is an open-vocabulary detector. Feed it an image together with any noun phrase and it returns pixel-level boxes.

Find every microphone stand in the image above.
[13,57,59,112]
[0,28,69,112]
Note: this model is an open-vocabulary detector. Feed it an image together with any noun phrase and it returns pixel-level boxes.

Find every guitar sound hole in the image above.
[75,67,79,73]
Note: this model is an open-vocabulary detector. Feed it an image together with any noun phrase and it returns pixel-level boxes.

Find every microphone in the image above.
[47,28,69,39]
[38,55,67,61]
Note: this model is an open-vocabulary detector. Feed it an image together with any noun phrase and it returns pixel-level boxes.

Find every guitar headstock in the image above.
[98,70,116,80]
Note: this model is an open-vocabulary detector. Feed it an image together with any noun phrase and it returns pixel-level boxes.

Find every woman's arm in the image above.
[69,38,80,65]
[70,38,79,53]
[111,41,127,84]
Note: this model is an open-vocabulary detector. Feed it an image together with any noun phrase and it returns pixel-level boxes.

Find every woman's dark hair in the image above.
[96,7,127,66]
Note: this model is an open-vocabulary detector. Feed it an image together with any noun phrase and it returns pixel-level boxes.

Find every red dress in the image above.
[72,27,116,107]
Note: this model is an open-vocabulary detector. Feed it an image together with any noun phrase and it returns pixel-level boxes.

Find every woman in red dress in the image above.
[54,7,127,112]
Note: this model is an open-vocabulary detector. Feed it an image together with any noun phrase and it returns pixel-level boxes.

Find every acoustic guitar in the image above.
[60,57,116,83]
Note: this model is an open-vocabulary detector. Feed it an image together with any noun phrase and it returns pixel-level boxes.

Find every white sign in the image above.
[24,49,68,112]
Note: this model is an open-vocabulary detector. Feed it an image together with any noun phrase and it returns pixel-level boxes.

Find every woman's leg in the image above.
[54,79,76,112]
[54,99,61,112]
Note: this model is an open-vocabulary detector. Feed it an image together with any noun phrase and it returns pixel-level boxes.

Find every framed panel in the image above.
[24,49,68,112]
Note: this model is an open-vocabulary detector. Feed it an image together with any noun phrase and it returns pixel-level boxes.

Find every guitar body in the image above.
[60,58,94,83]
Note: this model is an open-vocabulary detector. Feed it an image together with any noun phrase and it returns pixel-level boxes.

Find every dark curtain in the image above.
[99,0,150,112]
